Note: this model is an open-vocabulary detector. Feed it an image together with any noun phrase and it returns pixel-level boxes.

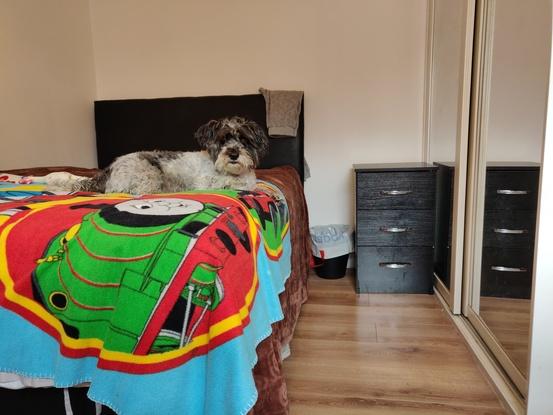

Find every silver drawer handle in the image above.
[496,189,529,195]
[379,262,412,269]
[381,190,412,196]
[493,228,528,234]
[380,226,409,233]
[491,266,527,273]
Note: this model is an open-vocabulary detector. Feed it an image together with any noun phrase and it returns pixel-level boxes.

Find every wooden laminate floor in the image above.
[282,271,508,414]
[480,296,531,377]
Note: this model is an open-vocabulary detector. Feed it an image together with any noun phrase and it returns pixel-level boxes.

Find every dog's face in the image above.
[194,116,269,176]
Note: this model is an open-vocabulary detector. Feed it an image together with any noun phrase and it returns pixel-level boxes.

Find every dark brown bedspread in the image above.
[252,166,311,414]
[5,164,311,415]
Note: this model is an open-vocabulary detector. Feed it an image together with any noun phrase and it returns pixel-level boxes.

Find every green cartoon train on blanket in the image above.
[32,198,241,354]
[30,188,289,355]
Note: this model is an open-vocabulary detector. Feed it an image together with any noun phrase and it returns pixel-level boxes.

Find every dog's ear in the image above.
[241,120,269,163]
[195,119,220,148]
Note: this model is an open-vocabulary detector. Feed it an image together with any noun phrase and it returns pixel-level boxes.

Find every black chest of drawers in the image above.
[354,163,437,293]
[480,163,540,299]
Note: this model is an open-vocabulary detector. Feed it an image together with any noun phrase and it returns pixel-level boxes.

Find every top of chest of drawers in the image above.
[354,164,437,210]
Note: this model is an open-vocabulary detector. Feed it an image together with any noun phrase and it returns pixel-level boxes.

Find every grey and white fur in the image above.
[43,116,269,195]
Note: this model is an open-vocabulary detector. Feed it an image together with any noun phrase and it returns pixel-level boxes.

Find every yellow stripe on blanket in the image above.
[0,184,47,192]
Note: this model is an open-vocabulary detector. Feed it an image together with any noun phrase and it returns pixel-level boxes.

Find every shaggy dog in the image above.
[43,116,269,194]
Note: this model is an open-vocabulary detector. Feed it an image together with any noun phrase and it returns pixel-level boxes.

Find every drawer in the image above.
[356,210,434,247]
[485,170,539,211]
[482,210,537,248]
[356,171,436,210]
[480,247,534,299]
[356,246,433,293]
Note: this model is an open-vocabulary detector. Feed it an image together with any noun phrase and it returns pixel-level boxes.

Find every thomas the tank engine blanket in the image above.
[0,174,291,415]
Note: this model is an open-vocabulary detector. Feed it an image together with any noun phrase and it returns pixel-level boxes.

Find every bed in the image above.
[0,93,311,415]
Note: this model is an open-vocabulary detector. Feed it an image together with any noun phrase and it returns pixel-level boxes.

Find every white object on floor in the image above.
[280,342,291,360]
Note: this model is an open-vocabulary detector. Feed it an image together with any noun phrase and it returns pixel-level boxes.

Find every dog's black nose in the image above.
[227,149,239,160]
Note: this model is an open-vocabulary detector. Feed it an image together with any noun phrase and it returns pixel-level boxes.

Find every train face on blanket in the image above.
[43,116,269,194]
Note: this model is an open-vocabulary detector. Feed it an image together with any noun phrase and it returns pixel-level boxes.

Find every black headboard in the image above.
[94,93,304,181]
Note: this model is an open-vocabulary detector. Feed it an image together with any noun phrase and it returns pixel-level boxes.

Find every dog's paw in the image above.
[43,172,84,191]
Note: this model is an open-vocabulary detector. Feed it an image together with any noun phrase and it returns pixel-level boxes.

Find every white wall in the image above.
[486,0,549,163]
[0,0,97,169]
[88,0,428,227]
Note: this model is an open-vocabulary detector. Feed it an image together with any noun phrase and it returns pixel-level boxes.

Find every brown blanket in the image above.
[5,164,311,415]
[252,166,311,414]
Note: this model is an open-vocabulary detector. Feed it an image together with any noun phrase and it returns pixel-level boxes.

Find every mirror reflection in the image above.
[427,0,468,290]
[474,0,549,378]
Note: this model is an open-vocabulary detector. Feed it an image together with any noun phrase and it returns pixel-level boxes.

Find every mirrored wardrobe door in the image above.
[464,0,550,398]
[424,0,475,313]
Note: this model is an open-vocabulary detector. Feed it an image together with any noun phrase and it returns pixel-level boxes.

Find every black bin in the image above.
[313,254,349,279]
